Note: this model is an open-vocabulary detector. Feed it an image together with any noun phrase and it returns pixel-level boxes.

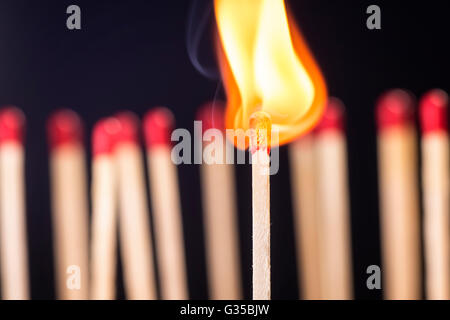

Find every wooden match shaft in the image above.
[419,90,450,300]
[90,119,118,299]
[0,108,29,299]
[115,113,156,300]
[146,146,188,299]
[200,151,242,299]
[144,107,188,299]
[376,90,421,299]
[198,104,242,300]
[289,135,321,299]
[315,100,353,300]
[47,110,89,300]
[250,111,271,300]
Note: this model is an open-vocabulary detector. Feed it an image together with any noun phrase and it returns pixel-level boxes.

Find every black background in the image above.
[0,0,448,300]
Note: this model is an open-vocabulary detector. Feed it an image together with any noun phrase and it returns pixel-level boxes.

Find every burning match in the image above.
[249,111,272,300]
[214,0,327,300]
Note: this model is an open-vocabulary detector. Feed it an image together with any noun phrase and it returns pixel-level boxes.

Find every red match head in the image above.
[0,106,26,145]
[92,117,121,156]
[376,89,415,130]
[114,111,140,145]
[196,101,226,132]
[315,98,345,133]
[143,107,174,148]
[419,89,448,134]
[47,109,83,149]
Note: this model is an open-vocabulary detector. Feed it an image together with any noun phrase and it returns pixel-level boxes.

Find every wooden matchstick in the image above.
[90,118,120,300]
[143,107,188,300]
[315,99,353,300]
[47,109,90,299]
[419,89,450,300]
[376,89,422,299]
[197,103,242,300]
[250,111,271,300]
[289,134,321,300]
[115,112,156,300]
[0,107,29,300]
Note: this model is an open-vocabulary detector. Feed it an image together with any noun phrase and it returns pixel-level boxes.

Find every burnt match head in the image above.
[419,89,448,134]
[92,117,121,156]
[0,106,26,145]
[249,111,272,154]
[143,107,175,148]
[315,98,345,134]
[196,101,226,132]
[47,109,83,149]
[376,89,415,130]
[114,112,140,145]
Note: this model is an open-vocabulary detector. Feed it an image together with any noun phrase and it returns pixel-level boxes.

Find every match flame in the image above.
[214,0,327,147]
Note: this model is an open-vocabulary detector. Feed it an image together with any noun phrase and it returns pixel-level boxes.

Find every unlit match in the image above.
[47,109,90,300]
[144,107,188,300]
[315,99,353,300]
[90,117,120,300]
[376,90,422,299]
[198,103,242,300]
[419,89,450,300]
[0,107,29,300]
[115,112,156,300]
[289,133,321,300]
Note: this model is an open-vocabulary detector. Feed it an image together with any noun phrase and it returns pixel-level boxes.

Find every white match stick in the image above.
[47,110,90,299]
[315,99,353,300]
[250,111,271,300]
[289,134,321,300]
[90,118,120,300]
[0,107,29,300]
[197,103,242,300]
[115,112,156,300]
[376,90,421,299]
[143,108,188,300]
[419,89,450,300]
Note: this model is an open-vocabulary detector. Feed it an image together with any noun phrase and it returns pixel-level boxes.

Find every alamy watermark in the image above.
[366,264,381,290]
[170,121,280,175]
[66,265,81,290]
[66,5,81,30]
[366,5,381,30]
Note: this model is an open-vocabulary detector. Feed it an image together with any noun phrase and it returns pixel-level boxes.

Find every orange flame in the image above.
[214,0,327,147]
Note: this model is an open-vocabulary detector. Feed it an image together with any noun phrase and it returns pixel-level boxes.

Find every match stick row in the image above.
[292,89,449,300]
[0,88,448,300]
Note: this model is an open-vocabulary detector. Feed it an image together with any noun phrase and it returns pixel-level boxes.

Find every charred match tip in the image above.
[0,106,25,145]
[114,111,140,145]
[196,101,225,132]
[315,98,345,134]
[143,107,174,148]
[92,117,121,156]
[419,89,448,134]
[249,111,271,154]
[47,109,83,149]
[376,89,415,130]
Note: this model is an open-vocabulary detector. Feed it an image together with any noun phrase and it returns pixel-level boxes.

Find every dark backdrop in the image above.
[0,0,448,299]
